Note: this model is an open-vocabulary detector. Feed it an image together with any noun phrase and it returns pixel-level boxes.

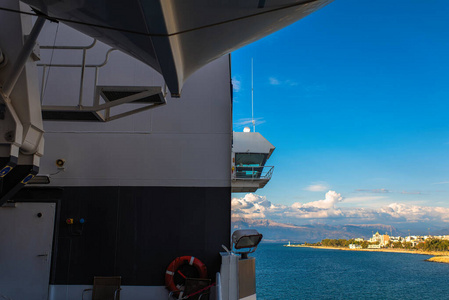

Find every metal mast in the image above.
[251,58,255,132]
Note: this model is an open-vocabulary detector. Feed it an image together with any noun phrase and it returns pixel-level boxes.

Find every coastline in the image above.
[284,244,449,263]
[426,256,449,263]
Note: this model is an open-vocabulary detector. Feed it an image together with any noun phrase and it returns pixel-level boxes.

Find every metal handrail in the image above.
[37,48,117,68]
[234,165,274,180]
[40,38,96,50]
[37,39,117,105]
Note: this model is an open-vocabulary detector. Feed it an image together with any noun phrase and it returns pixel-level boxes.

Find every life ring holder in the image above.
[165,256,208,297]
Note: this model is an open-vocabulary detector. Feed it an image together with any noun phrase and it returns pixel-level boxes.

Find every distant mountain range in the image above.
[231,217,403,243]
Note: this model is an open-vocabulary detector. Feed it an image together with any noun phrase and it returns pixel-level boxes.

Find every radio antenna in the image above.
[251,58,255,132]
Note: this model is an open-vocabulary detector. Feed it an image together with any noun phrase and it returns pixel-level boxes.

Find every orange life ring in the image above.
[165,256,208,296]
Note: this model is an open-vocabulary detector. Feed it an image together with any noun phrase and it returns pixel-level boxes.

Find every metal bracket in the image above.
[42,86,166,122]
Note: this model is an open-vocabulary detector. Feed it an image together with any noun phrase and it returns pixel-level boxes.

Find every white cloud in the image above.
[231,194,275,219]
[233,190,344,221]
[355,188,390,193]
[355,188,421,195]
[268,77,298,86]
[269,77,280,85]
[295,190,342,209]
[304,183,329,192]
[383,203,449,223]
[285,80,298,86]
[344,195,388,204]
[233,117,266,130]
[232,76,241,92]
[288,191,344,219]
[231,191,449,226]
[400,191,421,195]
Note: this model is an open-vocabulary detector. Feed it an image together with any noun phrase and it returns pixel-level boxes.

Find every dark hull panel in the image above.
[14,186,231,286]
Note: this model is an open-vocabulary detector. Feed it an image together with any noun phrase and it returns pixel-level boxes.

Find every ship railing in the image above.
[234,165,274,181]
[38,39,106,105]
[37,38,167,122]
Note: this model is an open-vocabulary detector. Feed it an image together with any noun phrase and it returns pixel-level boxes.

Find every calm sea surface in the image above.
[252,243,449,299]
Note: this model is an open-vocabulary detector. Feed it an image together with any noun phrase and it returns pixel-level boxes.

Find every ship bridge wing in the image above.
[232,132,275,193]
[20,0,333,96]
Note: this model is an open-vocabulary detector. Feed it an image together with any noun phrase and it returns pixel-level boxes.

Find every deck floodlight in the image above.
[232,229,263,259]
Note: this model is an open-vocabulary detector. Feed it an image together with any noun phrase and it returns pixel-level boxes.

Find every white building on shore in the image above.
[369,232,390,247]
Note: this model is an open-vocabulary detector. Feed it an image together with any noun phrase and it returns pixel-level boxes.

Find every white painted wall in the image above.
[36,23,232,187]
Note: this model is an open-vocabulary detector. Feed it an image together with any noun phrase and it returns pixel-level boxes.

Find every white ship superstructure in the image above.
[232,131,275,193]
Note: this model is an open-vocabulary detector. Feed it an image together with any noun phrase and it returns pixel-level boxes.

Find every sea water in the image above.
[252,243,449,299]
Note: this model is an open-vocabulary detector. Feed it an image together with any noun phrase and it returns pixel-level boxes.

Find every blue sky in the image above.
[231,0,449,228]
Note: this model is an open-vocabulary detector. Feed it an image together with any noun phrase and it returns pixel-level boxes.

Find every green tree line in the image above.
[415,239,449,251]
[320,238,373,248]
[316,238,449,251]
